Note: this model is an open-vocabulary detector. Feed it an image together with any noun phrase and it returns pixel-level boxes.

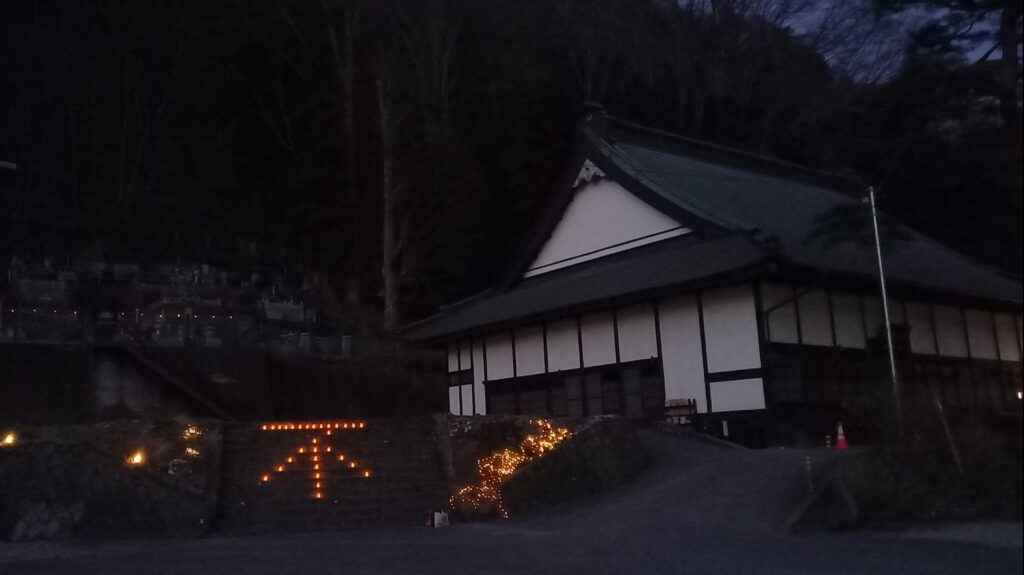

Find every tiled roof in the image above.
[404,117,1021,341]
[598,120,1021,304]
[404,235,767,340]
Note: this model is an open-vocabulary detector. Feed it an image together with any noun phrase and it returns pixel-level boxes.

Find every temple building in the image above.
[404,114,1022,437]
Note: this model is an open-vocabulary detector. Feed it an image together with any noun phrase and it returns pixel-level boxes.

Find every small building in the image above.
[405,114,1022,435]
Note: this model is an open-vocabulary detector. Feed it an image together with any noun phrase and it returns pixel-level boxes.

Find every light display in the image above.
[1,431,16,447]
[258,421,372,499]
[260,421,366,431]
[450,419,571,519]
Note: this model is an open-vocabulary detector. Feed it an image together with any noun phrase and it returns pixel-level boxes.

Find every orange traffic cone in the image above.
[836,422,848,450]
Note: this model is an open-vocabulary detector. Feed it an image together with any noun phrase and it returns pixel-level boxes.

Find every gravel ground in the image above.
[1,430,1020,575]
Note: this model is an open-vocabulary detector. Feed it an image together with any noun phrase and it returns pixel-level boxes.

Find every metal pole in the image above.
[868,186,902,441]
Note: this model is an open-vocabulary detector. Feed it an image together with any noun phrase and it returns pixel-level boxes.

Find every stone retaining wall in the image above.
[0,419,221,541]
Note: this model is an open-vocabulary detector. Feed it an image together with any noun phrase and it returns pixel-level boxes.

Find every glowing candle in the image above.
[126,450,146,466]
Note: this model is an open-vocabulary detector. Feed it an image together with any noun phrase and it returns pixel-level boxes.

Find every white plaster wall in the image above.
[472,338,487,414]
[905,301,937,355]
[545,317,580,371]
[761,283,799,344]
[964,309,998,360]
[617,303,658,361]
[994,313,1021,362]
[514,325,546,376]
[580,311,617,367]
[831,292,866,349]
[797,290,833,346]
[459,341,472,372]
[447,344,458,373]
[710,378,766,412]
[934,305,969,358]
[862,296,884,342]
[486,331,515,379]
[448,386,461,415]
[525,179,689,277]
[702,284,761,373]
[658,294,708,413]
[461,385,473,416]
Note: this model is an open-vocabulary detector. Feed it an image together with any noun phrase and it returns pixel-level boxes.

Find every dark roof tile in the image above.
[404,235,767,340]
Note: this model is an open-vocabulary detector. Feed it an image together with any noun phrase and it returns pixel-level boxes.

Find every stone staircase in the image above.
[214,416,449,533]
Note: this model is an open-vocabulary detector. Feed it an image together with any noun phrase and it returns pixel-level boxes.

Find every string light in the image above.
[259,420,367,431]
[1,431,16,447]
[451,419,571,519]
[257,427,373,500]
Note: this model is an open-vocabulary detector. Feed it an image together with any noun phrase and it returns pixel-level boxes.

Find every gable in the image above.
[524,174,691,278]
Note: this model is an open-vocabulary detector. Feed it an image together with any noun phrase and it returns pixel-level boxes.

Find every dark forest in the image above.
[2,0,1021,332]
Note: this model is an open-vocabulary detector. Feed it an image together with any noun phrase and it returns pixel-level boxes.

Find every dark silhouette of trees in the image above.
[1,0,1019,332]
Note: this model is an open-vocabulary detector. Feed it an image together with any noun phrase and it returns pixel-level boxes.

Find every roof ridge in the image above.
[596,116,855,192]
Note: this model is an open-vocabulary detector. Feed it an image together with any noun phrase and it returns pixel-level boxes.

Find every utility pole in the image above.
[866,186,903,442]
